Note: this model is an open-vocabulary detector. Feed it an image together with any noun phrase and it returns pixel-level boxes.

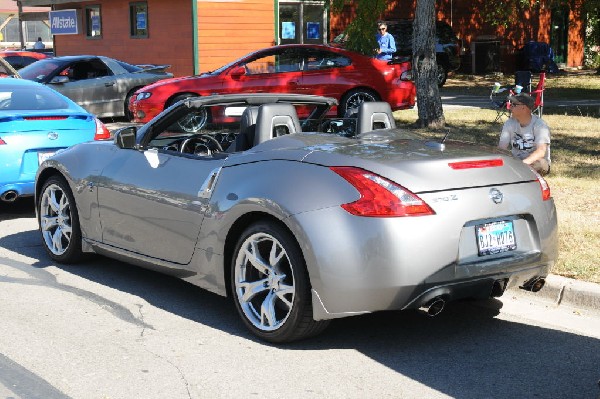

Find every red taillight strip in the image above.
[24,116,69,121]
[448,159,504,169]
[330,166,435,217]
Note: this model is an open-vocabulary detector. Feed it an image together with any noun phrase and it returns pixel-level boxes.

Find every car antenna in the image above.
[441,129,451,143]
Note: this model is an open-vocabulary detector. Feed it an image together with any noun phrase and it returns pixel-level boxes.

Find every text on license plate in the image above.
[476,220,517,256]
[38,151,56,165]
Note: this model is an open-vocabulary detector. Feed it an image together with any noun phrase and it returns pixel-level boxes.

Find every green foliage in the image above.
[330,0,387,55]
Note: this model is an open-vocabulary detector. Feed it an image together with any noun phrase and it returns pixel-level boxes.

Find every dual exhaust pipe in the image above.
[419,297,446,317]
[0,190,18,202]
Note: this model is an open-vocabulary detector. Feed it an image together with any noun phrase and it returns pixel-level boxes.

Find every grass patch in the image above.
[393,106,600,283]
[443,70,600,98]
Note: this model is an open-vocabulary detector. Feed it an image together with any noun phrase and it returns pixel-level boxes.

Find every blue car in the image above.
[0,79,111,203]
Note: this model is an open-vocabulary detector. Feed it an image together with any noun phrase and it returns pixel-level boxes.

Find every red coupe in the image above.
[130,44,415,125]
[0,50,50,70]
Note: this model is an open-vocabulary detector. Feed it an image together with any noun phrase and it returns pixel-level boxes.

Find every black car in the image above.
[332,20,461,86]
[386,20,461,86]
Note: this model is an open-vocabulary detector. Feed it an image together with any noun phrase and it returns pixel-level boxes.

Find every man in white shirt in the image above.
[498,93,551,175]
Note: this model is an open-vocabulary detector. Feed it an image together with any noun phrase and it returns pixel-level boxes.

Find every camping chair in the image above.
[529,71,545,117]
[490,71,546,122]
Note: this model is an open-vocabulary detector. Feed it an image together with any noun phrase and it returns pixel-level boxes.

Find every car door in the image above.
[49,58,119,117]
[97,116,226,265]
[225,48,304,95]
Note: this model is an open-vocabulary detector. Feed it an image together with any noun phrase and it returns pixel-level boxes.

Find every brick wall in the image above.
[54,0,193,77]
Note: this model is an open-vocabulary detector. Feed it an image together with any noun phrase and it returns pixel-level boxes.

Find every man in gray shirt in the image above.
[498,93,551,175]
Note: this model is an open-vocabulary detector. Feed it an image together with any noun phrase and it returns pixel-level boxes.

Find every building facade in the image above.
[17,0,585,77]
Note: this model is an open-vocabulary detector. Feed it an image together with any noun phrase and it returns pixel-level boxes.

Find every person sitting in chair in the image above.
[498,93,551,175]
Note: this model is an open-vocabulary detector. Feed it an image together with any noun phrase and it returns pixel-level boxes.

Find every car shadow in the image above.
[2,226,600,399]
[0,197,36,221]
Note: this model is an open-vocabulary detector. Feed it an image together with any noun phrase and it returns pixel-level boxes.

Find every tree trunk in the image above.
[413,0,445,128]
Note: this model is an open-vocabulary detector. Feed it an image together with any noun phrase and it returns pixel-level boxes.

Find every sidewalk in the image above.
[511,274,600,312]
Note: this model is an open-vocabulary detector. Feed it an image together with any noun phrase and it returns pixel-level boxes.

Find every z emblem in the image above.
[489,188,503,204]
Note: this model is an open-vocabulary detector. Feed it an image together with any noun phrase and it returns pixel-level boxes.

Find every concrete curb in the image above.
[509,274,600,310]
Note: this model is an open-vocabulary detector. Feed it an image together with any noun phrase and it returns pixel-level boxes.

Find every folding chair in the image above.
[529,72,545,117]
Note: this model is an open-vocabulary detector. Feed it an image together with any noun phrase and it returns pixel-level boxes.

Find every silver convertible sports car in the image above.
[35,94,558,343]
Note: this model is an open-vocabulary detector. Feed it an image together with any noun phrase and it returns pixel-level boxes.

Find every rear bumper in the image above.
[289,191,557,321]
[0,181,34,198]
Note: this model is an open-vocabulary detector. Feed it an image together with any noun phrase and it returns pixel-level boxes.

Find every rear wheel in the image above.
[338,88,379,117]
[436,64,448,87]
[230,221,329,343]
[38,176,84,263]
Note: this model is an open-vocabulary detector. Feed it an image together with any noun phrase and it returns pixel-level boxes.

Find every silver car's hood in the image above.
[225,131,536,192]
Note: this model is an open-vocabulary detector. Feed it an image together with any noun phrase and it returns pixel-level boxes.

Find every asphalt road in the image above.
[1,199,600,399]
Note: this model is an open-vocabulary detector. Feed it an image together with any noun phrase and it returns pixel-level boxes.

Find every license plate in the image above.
[476,220,517,256]
[38,151,56,165]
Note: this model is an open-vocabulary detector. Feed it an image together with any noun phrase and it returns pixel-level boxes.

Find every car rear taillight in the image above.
[94,118,111,141]
[448,159,504,169]
[535,172,551,201]
[0,137,6,145]
[331,166,435,217]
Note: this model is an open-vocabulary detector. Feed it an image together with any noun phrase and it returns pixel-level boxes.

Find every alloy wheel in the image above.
[40,183,73,256]
[233,232,296,332]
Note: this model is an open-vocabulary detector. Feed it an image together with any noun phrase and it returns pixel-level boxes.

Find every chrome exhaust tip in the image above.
[491,279,508,298]
[0,190,18,202]
[419,297,445,317]
[520,277,546,293]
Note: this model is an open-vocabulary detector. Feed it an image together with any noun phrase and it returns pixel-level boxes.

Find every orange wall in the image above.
[197,0,275,73]
[54,0,193,77]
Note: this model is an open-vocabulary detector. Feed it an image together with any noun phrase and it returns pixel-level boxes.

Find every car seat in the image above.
[356,102,396,134]
[253,104,301,146]
[227,106,259,152]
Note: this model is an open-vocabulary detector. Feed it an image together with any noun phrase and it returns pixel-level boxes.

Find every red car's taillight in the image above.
[94,118,111,141]
[535,172,551,201]
[0,137,6,145]
[331,166,435,217]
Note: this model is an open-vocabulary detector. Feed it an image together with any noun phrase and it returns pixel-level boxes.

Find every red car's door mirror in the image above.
[230,66,246,79]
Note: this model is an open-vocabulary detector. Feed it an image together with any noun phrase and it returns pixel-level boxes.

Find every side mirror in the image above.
[114,126,137,149]
[230,66,246,79]
[49,75,69,84]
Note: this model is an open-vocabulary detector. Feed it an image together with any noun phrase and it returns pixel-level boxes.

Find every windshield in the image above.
[0,83,70,110]
[19,59,69,82]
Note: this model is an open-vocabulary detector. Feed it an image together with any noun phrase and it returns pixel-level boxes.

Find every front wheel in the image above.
[38,176,84,263]
[230,221,329,343]
[169,94,208,132]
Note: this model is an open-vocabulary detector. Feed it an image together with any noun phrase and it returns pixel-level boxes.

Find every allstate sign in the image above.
[50,10,78,35]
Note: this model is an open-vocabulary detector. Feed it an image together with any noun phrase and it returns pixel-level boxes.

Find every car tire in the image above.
[230,221,329,343]
[38,175,84,264]
[437,64,448,87]
[124,89,138,121]
[338,88,379,117]
[169,94,209,132]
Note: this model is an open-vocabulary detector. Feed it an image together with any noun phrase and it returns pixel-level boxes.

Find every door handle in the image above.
[104,82,115,87]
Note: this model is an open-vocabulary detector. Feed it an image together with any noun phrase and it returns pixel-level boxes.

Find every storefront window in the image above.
[85,5,102,38]
[130,2,148,38]
[279,1,326,45]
